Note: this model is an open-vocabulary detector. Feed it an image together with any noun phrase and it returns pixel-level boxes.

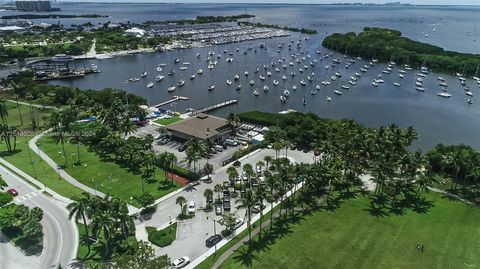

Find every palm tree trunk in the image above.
[60,138,68,165]
[259,212,263,241]
[82,213,91,257]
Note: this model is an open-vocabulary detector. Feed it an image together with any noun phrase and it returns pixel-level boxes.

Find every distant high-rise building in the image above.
[15,0,52,12]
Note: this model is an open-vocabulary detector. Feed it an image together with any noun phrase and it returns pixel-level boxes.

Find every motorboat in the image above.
[437,92,451,98]
[283,89,290,96]
[254,90,260,96]
[273,80,279,86]
[263,85,269,92]
[300,80,307,86]
[280,95,287,103]
[416,87,425,92]
[147,82,154,88]
[260,75,266,80]
[156,75,165,82]
[157,67,163,72]
[234,74,240,81]
[178,80,185,87]
[141,71,148,77]
[190,74,196,80]
[208,85,215,91]
[394,82,401,87]
[168,86,176,92]
[341,85,350,90]
[282,76,287,80]
[326,96,332,102]
[334,90,343,95]
[250,80,255,85]
[226,80,232,85]
[197,69,203,74]
[236,85,242,90]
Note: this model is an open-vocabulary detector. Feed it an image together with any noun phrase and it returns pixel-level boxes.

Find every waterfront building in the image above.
[125,27,146,37]
[15,0,53,12]
[166,113,232,142]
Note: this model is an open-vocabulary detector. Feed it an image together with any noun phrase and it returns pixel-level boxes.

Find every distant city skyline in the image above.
[48,0,480,6]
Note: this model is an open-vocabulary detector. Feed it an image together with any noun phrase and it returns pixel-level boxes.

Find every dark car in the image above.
[223,200,231,211]
[7,189,18,197]
[206,234,222,248]
[178,144,188,152]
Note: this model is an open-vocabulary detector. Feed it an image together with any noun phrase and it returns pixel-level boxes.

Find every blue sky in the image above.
[57,0,480,5]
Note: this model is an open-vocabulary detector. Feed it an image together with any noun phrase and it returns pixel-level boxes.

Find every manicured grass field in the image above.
[37,136,179,206]
[0,102,86,199]
[154,116,182,126]
[219,193,480,269]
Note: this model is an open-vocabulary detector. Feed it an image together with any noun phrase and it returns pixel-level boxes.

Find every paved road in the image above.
[0,167,79,269]
[138,148,314,263]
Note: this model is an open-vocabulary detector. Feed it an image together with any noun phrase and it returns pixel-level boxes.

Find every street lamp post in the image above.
[207,216,218,253]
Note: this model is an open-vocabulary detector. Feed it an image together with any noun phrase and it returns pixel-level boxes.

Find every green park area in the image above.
[37,136,179,207]
[154,116,182,126]
[217,193,480,269]
[0,101,86,198]
[147,223,177,247]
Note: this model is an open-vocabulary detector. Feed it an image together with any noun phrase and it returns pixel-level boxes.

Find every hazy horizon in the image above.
[45,1,480,6]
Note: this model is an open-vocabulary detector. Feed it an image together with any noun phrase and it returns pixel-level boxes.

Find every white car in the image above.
[234,218,244,229]
[187,201,196,214]
[256,165,262,174]
[171,256,190,268]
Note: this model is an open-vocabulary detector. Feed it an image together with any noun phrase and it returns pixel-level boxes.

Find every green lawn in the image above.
[0,102,86,199]
[219,193,480,269]
[153,116,182,126]
[37,136,180,206]
[146,223,177,247]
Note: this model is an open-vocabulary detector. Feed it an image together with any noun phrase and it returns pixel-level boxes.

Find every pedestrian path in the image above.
[13,191,40,203]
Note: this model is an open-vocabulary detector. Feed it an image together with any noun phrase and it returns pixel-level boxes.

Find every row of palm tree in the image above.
[67,193,135,258]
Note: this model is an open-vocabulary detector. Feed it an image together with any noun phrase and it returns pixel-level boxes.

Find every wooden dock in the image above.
[154,96,189,108]
[191,99,238,115]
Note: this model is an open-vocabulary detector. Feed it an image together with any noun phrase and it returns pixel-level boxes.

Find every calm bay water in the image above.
[6,3,478,150]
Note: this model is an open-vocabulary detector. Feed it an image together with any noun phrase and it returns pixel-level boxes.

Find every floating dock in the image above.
[190,99,237,115]
[154,96,189,108]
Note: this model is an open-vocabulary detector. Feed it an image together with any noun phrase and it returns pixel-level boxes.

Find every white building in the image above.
[125,27,146,38]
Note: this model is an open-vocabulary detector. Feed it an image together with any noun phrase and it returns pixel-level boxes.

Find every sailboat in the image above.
[141,71,147,78]
[263,85,269,92]
[283,89,290,96]
[226,80,232,85]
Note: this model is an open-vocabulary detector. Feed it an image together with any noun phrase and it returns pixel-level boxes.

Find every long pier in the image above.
[154,96,189,108]
[191,99,238,115]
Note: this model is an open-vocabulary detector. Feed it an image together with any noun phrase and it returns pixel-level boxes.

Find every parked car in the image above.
[205,234,222,248]
[171,256,190,269]
[215,204,223,216]
[256,165,262,174]
[234,218,244,229]
[157,137,170,145]
[223,200,231,211]
[225,139,238,146]
[7,189,18,197]
[187,201,196,214]
[252,203,266,214]
[178,144,188,152]
[215,145,224,152]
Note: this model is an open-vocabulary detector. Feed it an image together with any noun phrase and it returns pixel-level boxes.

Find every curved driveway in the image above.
[0,167,78,269]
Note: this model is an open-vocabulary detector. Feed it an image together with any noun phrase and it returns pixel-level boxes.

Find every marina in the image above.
[41,4,480,150]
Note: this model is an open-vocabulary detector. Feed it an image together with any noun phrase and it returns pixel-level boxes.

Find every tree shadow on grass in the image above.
[158,180,176,191]
[232,244,262,267]
[364,201,390,218]
[411,197,434,214]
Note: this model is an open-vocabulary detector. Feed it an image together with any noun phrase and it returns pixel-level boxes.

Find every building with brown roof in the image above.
[166,113,232,142]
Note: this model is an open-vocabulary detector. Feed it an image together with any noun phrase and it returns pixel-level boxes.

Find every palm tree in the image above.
[116,203,133,245]
[264,156,273,171]
[204,188,213,204]
[227,166,239,185]
[255,184,267,241]
[175,196,187,215]
[242,163,254,188]
[158,152,177,181]
[214,184,223,201]
[203,163,214,180]
[0,99,9,125]
[265,174,278,231]
[236,189,256,242]
[67,193,93,257]
[185,138,206,172]
[91,211,114,257]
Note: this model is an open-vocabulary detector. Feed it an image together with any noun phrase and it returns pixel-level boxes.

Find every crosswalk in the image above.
[14,191,40,203]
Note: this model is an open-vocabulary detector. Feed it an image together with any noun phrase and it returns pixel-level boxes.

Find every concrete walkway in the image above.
[5,99,58,110]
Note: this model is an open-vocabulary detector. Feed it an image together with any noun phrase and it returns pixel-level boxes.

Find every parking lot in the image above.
[131,123,248,171]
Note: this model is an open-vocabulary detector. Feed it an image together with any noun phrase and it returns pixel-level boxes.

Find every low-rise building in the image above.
[166,113,232,142]
[125,27,146,37]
